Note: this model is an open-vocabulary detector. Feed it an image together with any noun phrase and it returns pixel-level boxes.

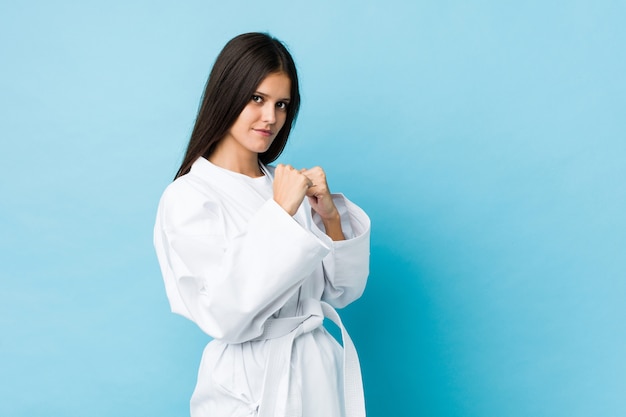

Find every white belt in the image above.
[252,298,365,417]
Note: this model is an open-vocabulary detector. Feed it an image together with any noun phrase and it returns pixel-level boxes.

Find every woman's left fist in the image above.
[301,166,339,221]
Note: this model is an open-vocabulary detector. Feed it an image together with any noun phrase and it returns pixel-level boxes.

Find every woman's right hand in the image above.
[273,164,312,216]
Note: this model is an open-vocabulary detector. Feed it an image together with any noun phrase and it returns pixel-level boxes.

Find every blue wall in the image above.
[1,1,624,416]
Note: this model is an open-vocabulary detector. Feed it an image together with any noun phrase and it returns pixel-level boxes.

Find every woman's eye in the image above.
[276,101,288,110]
[252,95,263,103]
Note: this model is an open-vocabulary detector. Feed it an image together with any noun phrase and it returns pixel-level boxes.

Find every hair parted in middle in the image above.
[175,32,301,179]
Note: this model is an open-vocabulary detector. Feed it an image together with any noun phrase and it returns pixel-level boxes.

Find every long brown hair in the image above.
[174,32,301,179]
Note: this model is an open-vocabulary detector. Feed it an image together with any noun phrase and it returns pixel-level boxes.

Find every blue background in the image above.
[1,1,624,416]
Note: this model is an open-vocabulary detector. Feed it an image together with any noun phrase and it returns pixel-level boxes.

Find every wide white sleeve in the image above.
[153,182,331,343]
[310,193,371,308]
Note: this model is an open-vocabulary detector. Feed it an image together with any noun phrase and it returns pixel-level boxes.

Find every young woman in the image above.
[153,32,370,417]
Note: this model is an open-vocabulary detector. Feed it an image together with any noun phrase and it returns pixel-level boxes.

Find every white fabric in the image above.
[154,157,370,417]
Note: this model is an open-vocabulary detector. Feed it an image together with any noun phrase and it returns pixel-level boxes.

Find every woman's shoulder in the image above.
[157,174,224,231]
[159,170,222,210]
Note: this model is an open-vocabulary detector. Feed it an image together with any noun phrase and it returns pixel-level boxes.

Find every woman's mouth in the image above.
[254,129,273,137]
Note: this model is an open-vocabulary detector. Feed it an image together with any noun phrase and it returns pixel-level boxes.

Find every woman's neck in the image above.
[208,145,263,178]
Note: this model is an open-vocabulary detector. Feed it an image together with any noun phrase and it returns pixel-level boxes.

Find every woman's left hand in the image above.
[300,167,337,219]
[301,167,345,241]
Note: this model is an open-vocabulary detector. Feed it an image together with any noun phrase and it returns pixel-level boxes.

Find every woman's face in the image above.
[222,72,292,158]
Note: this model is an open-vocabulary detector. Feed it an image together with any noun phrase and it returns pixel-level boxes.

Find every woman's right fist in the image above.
[273,164,312,216]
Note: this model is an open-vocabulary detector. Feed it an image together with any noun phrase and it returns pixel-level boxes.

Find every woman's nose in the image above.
[262,104,276,124]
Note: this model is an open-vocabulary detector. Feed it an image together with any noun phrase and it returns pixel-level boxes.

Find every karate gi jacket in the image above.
[154,157,370,417]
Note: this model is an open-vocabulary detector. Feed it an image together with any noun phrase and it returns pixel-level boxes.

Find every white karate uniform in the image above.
[154,157,370,416]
